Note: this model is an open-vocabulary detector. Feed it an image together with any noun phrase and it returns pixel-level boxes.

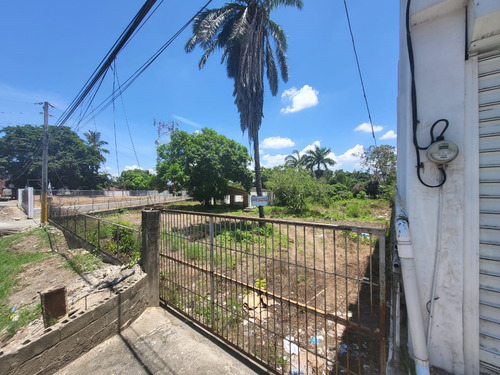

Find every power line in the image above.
[115,65,141,168]
[78,0,214,127]
[343,0,377,147]
[55,0,159,128]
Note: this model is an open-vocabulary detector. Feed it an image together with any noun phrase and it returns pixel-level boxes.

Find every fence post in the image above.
[142,209,160,307]
[209,216,215,329]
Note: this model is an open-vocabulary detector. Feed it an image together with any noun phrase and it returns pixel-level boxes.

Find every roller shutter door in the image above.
[479,51,500,374]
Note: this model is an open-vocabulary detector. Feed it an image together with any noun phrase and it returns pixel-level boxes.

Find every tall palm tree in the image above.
[84,130,110,163]
[285,149,306,168]
[304,145,336,178]
[185,0,303,218]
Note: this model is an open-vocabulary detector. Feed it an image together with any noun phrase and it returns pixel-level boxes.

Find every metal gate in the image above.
[159,209,387,374]
[479,51,500,374]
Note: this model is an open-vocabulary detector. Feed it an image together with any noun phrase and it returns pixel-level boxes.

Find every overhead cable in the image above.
[343,0,377,147]
[79,0,214,127]
[55,0,159,128]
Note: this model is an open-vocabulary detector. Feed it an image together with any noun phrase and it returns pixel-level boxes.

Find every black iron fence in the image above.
[49,205,141,265]
[159,209,387,374]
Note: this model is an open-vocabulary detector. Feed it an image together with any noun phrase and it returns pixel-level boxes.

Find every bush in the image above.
[267,168,316,212]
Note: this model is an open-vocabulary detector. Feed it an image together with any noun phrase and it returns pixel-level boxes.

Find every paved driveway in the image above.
[55,307,264,375]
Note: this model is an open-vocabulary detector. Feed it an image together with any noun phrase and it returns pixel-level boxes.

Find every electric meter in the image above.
[427,140,459,164]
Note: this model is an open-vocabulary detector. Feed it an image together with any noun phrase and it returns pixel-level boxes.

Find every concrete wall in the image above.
[0,275,150,375]
[397,0,475,373]
[398,0,500,373]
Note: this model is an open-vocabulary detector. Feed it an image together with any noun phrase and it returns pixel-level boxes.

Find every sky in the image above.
[0,0,399,180]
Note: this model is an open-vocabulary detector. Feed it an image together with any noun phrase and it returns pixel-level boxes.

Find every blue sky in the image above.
[0,0,398,178]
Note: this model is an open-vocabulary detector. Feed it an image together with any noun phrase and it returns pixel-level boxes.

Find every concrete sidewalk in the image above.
[55,307,265,375]
[0,200,39,235]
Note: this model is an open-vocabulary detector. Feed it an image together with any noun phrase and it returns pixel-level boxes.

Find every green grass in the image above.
[267,198,390,224]
[0,228,52,337]
[65,252,104,273]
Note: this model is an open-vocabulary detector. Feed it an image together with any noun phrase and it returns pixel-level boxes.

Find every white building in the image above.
[397,0,500,373]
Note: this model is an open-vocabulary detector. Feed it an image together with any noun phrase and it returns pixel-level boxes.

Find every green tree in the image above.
[285,149,307,168]
[156,128,252,206]
[83,130,109,163]
[185,0,303,218]
[117,169,154,190]
[304,145,336,179]
[359,145,396,199]
[266,167,316,212]
[0,125,101,189]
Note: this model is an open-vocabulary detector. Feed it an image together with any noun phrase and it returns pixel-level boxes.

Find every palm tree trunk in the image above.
[252,131,265,218]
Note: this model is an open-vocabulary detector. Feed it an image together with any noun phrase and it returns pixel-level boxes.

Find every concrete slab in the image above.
[55,307,265,375]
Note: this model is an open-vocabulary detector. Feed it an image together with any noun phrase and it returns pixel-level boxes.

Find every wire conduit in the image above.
[395,189,430,375]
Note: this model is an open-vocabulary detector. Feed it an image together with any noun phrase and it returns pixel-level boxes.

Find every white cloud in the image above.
[355,122,383,133]
[124,165,142,171]
[260,153,287,168]
[280,85,319,114]
[260,136,295,149]
[301,140,321,153]
[334,144,365,171]
[172,114,202,128]
[380,130,397,140]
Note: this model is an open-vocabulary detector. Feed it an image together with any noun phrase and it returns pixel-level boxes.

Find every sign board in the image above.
[251,195,268,206]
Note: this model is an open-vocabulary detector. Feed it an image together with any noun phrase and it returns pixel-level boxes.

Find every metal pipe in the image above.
[395,189,430,375]
[396,219,430,374]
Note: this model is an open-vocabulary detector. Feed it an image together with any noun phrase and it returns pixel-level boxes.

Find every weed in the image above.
[255,278,266,290]
[66,252,104,273]
[0,229,51,336]
[5,303,42,336]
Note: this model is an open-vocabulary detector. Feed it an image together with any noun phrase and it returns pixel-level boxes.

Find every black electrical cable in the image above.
[343,0,377,147]
[56,0,158,128]
[406,0,447,188]
[115,66,141,168]
[79,0,214,127]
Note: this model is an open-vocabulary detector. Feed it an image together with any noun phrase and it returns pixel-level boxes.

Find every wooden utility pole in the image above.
[41,101,49,224]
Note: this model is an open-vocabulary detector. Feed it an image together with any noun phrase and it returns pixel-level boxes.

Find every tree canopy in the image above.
[304,145,336,177]
[185,0,303,217]
[84,130,109,163]
[156,128,252,205]
[0,125,102,189]
[116,168,154,190]
[358,144,397,198]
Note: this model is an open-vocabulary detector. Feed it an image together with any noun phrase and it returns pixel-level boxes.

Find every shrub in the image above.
[267,168,316,212]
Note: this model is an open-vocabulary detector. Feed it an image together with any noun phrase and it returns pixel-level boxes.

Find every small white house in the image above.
[397,0,500,373]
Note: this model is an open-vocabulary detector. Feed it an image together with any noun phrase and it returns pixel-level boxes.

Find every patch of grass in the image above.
[4,303,42,337]
[0,228,52,337]
[66,252,104,273]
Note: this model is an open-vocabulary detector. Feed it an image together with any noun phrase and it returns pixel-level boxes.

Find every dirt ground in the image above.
[0,202,141,353]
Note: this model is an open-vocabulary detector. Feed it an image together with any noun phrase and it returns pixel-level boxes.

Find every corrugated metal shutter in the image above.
[479,51,500,374]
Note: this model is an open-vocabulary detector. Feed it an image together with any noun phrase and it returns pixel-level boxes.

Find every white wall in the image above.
[397,1,477,373]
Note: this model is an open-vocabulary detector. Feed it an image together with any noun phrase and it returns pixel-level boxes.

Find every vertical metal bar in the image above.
[97,220,101,250]
[84,215,87,241]
[302,225,307,375]
[209,216,215,330]
[116,223,120,258]
[378,232,387,374]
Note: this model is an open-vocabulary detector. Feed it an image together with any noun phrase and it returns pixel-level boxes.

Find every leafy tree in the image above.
[117,169,154,190]
[359,145,396,199]
[304,145,336,179]
[0,125,101,189]
[156,128,252,205]
[266,167,316,212]
[83,130,109,163]
[285,149,307,169]
[185,0,303,218]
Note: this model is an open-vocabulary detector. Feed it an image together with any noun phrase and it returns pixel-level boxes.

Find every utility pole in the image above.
[41,101,49,224]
